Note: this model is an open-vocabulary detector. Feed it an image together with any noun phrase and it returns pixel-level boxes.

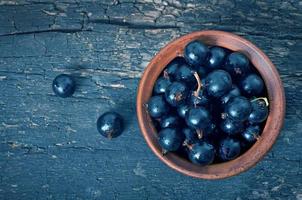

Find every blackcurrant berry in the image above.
[153,76,172,94]
[188,141,215,165]
[185,107,211,129]
[225,96,252,122]
[248,98,269,124]
[220,85,241,105]
[175,64,196,84]
[206,46,227,69]
[241,125,260,143]
[165,57,186,79]
[177,104,190,118]
[52,74,76,98]
[182,127,198,145]
[220,118,244,136]
[218,137,241,161]
[240,74,264,97]
[224,52,250,77]
[160,115,179,128]
[147,95,170,118]
[158,128,183,152]
[165,82,189,107]
[184,40,209,66]
[97,112,124,139]
[205,70,232,98]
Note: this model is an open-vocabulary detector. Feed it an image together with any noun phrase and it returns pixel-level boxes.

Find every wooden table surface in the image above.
[0,0,301,199]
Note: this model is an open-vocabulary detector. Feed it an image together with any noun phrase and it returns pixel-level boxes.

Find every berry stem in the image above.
[251,97,269,107]
[162,149,168,156]
[193,72,203,97]
[253,133,261,141]
[183,141,193,150]
[196,129,203,139]
[182,140,189,147]
[163,70,170,79]
[221,112,227,119]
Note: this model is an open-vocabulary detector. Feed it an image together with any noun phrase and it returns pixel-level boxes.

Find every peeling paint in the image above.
[133,162,146,178]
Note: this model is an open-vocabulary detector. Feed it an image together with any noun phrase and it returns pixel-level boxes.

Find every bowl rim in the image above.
[136,30,286,179]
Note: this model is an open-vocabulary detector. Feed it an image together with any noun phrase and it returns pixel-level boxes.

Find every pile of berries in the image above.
[147,40,269,165]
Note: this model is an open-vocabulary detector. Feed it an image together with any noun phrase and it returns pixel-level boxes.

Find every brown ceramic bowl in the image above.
[136,30,285,179]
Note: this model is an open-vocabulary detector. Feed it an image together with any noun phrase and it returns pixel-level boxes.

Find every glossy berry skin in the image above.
[248,99,269,124]
[177,104,190,118]
[240,74,264,96]
[182,128,198,144]
[165,57,186,79]
[220,118,244,136]
[185,107,211,129]
[241,125,260,143]
[52,74,76,98]
[184,40,209,66]
[160,115,179,128]
[154,77,172,94]
[97,112,124,139]
[175,64,196,84]
[147,95,169,118]
[225,96,252,122]
[165,82,189,107]
[188,141,215,165]
[205,70,232,98]
[188,90,209,107]
[224,52,250,77]
[218,137,241,161]
[206,46,227,69]
[220,85,241,105]
[158,128,183,152]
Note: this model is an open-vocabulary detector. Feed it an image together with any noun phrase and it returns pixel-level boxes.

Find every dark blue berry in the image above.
[184,40,209,66]
[97,112,124,139]
[225,96,252,122]
[206,46,227,69]
[177,104,190,118]
[188,141,215,165]
[240,74,264,96]
[205,70,232,98]
[241,125,260,143]
[175,64,196,84]
[220,118,244,136]
[224,52,250,77]
[165,57,186,79]
[188,90,209,107]
[218,137,241,161]
[248,98,269,124]
[220,85,241,105]
[147,95,170,118]
[182,128,198,144]
[52,74,76,98]
[158,128,183,152]
[165,82,189,107]
[160,115,179,128]
[185,107,211,129]
[154,77,172,94]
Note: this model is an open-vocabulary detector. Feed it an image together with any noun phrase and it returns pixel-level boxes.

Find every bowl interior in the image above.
[136,31,285,179]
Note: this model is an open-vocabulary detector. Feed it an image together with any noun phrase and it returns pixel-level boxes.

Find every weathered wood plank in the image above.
[0,0,301,199]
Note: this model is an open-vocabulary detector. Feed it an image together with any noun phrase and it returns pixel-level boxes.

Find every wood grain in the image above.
[0,0,301,199]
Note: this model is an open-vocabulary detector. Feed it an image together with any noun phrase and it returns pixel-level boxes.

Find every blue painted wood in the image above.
[0,0,301,199]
